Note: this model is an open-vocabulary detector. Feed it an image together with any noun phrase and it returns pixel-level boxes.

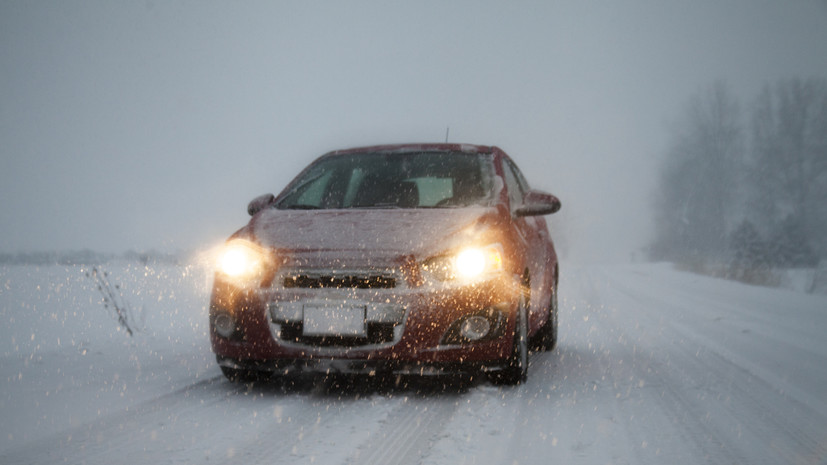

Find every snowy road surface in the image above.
[1,262,826,464]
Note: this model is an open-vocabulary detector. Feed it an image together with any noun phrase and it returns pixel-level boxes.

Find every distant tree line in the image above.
[0,249,185,265]
[649,78,827,281]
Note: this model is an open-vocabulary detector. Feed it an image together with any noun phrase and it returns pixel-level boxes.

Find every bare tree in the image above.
[86,267,137,336]
[748,78,827,262]
[651,81,743,263]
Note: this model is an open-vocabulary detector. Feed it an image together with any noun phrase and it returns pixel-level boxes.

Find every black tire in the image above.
[221,365,265,383]
[491,297,528,386]
[534,288,558,352]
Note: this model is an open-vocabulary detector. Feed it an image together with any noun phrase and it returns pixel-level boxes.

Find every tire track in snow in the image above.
[701,350,827,464]
[348,392,463,465]
[219,384,395,465]
[599,267,827,464]
[5,371,468,465]
[0,375,264,464]
[643,311,827,464]
[583,270,744,462]
[0,375,294,464]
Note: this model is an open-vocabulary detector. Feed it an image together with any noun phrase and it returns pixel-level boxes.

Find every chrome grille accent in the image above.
[280,269,400,289]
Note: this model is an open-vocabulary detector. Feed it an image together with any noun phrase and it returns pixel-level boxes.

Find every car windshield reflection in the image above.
[275,151,495,210]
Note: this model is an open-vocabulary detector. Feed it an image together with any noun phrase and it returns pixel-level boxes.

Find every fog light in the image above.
[214,313,236,338]
[459,316,491,341]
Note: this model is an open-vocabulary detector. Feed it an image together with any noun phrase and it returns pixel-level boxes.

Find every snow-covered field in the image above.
[1,261,825,464]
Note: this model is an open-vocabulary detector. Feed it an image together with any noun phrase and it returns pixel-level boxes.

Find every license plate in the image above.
[303,305,367,336]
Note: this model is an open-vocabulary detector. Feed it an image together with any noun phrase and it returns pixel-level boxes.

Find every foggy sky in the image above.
[2,1,826,262]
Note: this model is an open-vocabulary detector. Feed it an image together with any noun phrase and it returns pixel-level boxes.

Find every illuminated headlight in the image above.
[218,240,266,280]
[424,244,504,282]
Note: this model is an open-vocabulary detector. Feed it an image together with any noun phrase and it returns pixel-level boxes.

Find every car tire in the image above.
[534,288,558,352]
[221,366,265,383]
[491,297,528,386]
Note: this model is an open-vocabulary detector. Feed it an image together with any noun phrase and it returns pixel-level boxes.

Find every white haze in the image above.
[2,1,826,262]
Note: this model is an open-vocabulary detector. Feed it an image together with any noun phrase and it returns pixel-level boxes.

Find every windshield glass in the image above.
[276,151,495,210]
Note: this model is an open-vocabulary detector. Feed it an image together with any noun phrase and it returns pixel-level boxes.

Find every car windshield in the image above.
[275,151,495,210]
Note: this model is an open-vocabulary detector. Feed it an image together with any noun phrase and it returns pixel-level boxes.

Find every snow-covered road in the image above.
[1,262,826,464]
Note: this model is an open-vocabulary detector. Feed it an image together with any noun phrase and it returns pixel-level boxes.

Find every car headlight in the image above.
[424,244,504,282]
[218,240,266,280]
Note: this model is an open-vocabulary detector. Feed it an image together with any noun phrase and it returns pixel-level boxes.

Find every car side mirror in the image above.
[247,193,276,216]
[515,190,561,217]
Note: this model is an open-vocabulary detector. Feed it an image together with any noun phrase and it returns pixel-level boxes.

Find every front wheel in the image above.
[533,288,558,352]
[490,297,528,385]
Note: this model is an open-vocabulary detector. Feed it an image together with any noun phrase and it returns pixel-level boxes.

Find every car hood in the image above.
[248,207,502,262]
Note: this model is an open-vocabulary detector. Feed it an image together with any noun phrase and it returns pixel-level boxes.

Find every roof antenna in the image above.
[444,126,450,143]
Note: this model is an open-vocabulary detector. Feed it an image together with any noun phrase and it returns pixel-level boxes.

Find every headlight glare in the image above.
[455,246,503,279]
[455,248,487,279]
[218,240,264,279]
[424,244,504,282]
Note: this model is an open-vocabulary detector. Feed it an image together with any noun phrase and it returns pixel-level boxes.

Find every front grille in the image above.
[282,272,397,289]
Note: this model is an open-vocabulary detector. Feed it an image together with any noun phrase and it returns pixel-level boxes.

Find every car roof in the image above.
[324,143,503,157]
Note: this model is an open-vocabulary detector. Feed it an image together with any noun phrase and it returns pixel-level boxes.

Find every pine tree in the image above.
[728,220,773,283]
[768,216,817,267]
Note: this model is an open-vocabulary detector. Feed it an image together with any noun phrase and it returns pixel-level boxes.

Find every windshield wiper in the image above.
[350,204,404,209]
[282,204,321,210]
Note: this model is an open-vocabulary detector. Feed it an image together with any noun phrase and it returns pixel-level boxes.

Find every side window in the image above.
[502,159,525,210]
[505,158,530,193]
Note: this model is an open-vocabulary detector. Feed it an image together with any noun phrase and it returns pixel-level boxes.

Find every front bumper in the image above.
[215,355,507,377]
[209,274,521,373]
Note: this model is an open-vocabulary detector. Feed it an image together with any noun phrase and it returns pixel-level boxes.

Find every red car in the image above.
[209,143,560,385]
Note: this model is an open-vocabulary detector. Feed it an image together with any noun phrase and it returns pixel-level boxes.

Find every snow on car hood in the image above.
[248,206,500,261]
